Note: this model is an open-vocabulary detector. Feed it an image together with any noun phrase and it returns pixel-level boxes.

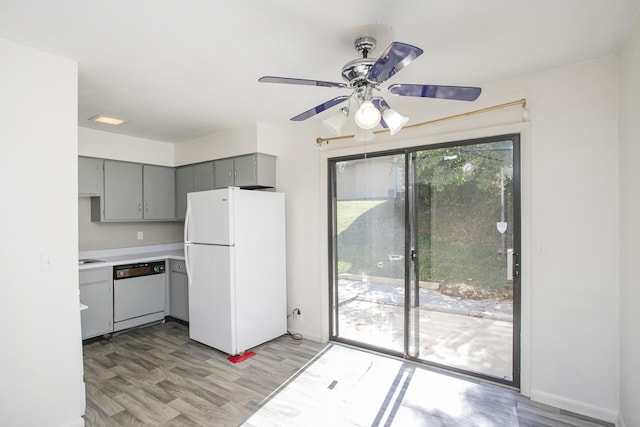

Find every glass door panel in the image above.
[409,139,517,382]
[331,154,406,353]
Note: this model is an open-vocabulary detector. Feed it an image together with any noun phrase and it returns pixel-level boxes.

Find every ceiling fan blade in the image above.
[372,98,390,129]
[388,84,481,101]
[367,42,424,84]
[259,76,348,89]
[291,96,350,121]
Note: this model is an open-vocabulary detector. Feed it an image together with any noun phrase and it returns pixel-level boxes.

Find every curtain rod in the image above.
[315,98,527,145]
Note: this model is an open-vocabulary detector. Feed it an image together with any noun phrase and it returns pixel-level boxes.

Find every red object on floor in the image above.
[227,351,256,364]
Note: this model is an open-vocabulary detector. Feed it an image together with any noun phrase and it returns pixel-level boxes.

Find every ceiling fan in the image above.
[258,36,482,138]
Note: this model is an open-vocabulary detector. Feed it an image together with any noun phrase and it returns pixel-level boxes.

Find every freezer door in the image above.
[186,244,236,354]
[185,189,234,245]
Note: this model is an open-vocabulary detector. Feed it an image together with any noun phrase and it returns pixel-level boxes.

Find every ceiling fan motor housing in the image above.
[341,36,378,88]
[341,58,376,87]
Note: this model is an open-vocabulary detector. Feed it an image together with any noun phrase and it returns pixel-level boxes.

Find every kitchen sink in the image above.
[79,259,105,265]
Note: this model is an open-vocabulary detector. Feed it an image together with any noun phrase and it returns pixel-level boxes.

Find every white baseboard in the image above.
[530,389,618,423]
[617,414,627,427]
[62,417,85,427]
[286,327,323,343]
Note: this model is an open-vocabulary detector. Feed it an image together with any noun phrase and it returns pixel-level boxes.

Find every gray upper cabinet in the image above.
[175,161,214,220]
[78,156,102,197]
[143,164,176,220]
[214,157,235,188]
[84,153,274,222]
[103,160,143,220]
[175,165,194,221]
[193,162,215,191]
[93,160,175,221]
[214,153,276,189]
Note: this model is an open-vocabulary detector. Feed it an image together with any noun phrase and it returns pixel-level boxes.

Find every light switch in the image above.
[137,231,143,240]
[41,254,54,272]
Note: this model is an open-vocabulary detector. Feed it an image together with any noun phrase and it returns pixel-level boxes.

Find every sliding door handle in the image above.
[507,249,520,280]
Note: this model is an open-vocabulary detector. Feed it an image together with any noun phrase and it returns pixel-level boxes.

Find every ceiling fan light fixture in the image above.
[354,100,381,130]
[382,108,409,136]
[354,127,375,142]
[322,107,349,136]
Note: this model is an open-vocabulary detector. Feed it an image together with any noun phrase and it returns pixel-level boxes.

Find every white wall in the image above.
[0,38,84,427]
[174,125,259,166]
[78,198,183,251]
[78,127,174,166]
[524,58,619,422]
[618,13,640,427]
[276,56,620,421]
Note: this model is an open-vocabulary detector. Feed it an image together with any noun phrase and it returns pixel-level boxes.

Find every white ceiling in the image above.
[1,0,638,143]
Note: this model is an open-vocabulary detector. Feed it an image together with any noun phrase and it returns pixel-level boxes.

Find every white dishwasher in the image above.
[113,261,166,332]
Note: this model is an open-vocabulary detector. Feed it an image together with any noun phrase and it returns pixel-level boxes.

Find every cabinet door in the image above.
[78,157,100,196]
[255,153,276,188]
[79,277,113,340]
[233,154,257,187]
[170,261,189,321]
[104,160,143,220]
[175,166,194,221]
[193,162,215,191]
[143,165,176,220]
[214,158,235,188]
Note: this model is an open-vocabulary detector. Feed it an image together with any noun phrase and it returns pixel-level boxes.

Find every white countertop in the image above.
[79,243,184,270]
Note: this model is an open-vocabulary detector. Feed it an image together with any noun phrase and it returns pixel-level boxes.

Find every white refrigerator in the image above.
[184,187,287,355]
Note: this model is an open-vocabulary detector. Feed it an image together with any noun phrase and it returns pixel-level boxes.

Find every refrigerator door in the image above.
[185,189,234,245]
[234,189,287,351]
[186,243,236,355]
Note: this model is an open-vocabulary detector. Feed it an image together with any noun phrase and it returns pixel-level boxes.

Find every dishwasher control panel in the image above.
[113,261,166,280]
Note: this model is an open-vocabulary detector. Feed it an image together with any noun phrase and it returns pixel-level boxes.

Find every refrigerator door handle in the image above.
[184,243,193,285]
[184,199,191,243]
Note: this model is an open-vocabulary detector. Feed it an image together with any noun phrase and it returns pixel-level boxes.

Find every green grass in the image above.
[336,200,386,234]
[335,199,512,299]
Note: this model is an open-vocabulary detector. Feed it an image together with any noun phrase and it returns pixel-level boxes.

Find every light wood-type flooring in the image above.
[82,321,613,426]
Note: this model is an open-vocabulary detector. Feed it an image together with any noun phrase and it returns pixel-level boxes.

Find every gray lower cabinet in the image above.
[93,160,176,221]
[169,260,189,321]
[79,268,113,340]
[175,162,214,220]
[214,153,276,189]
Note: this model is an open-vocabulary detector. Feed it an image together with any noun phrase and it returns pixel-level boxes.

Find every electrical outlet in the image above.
[294,308,303,320]
[137,231,143,240]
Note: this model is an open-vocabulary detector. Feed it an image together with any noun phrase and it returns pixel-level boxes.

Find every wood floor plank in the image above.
[84,382,125,417]
[110,409,146,427]
[111,390,180,425]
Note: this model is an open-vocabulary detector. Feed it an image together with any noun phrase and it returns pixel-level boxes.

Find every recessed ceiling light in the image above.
[90,114,124,126]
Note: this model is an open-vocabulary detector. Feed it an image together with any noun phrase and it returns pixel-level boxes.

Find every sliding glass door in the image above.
[329,154,406,353]
[329,135,520,385]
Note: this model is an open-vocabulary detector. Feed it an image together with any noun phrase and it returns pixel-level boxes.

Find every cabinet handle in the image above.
[145,203,149,211]
[138,203,142,211]
[228,171,232,177]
